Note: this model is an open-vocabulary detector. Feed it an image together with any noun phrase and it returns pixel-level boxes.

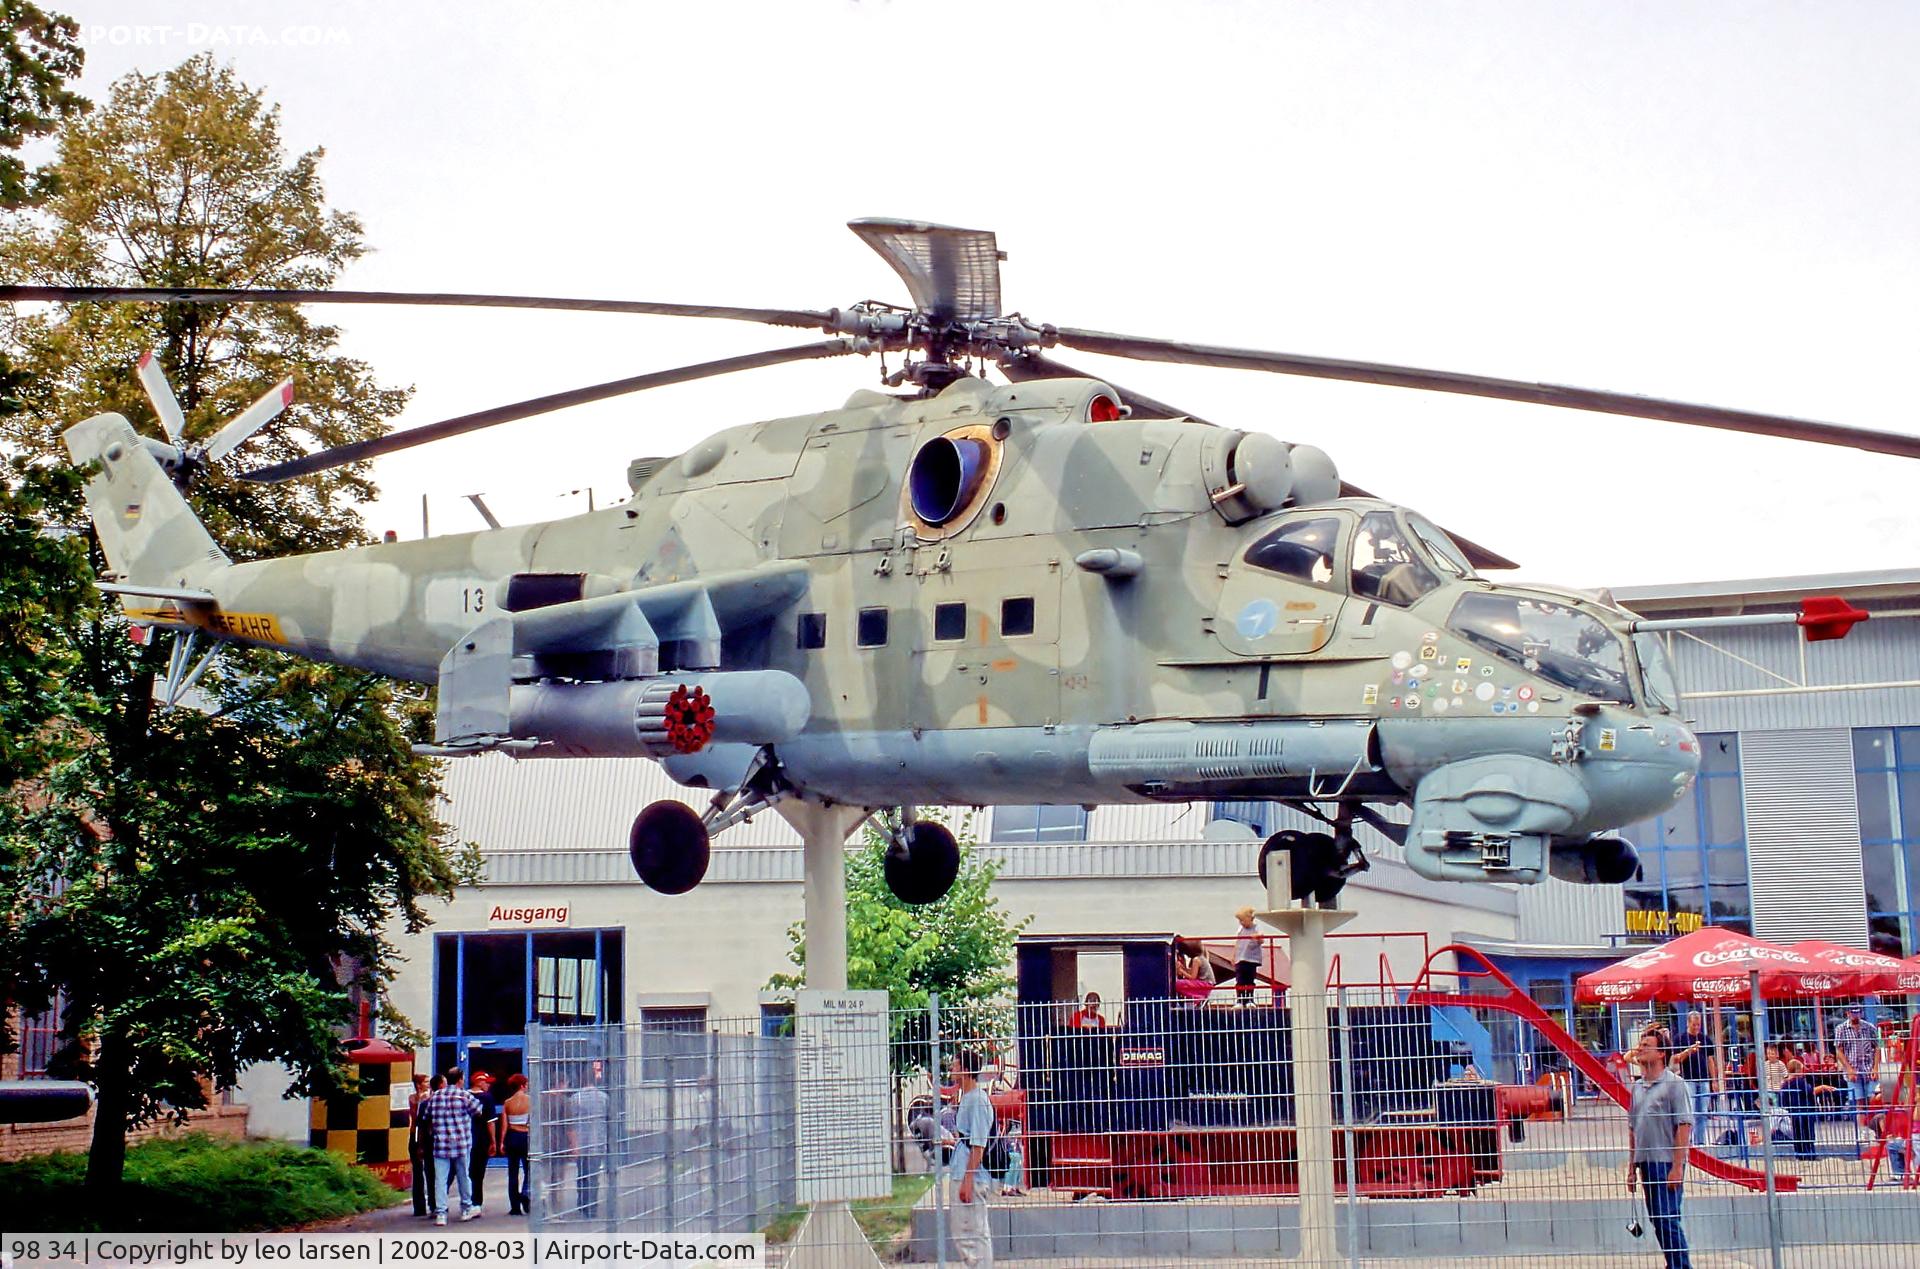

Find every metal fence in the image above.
[522,988,1920,1265]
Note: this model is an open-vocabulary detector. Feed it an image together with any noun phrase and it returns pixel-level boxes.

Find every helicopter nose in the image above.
[1576,713,1701,833]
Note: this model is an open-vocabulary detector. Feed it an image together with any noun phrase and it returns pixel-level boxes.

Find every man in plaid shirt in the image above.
[418,1068,485,1225]
[1835,1007,1881,1140]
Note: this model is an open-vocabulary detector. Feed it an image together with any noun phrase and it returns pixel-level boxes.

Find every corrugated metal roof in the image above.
[1615,568,1920,610]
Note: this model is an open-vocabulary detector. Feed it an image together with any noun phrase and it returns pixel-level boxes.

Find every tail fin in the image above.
[64,413,230,588]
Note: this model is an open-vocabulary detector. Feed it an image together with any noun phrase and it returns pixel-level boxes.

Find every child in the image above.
[1234,906,1261,1005]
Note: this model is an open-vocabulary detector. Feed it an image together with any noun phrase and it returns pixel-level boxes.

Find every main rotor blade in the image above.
[1054,327,1920,460]
[0,285,833,329]
[1003,351,1520,569]
[999,351,1212,425]
[241,339,858,483]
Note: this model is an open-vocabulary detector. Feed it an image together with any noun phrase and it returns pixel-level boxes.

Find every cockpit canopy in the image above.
[1242,507,1476,607]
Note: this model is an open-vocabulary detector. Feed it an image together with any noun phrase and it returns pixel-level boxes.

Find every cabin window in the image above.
[1351,510,1441,607]
[1002,596,1035,637]
[797,612,827,650]
[857,607,889,648]
[934,602,967,641]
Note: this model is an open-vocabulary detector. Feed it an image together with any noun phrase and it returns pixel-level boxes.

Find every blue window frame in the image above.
[432,929,623,1078]
[1855,727,1920,958]
[990,805,1089,843]
[1622,732,1749,938]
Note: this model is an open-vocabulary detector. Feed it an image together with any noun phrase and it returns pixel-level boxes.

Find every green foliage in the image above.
[0,55,454,1193]
[0,1133,402,1232]
[0,455,93,786]
[762,1173,932,1251]
[0,52,408,554]
[770,813,1028,1019]
[0,0,86,208]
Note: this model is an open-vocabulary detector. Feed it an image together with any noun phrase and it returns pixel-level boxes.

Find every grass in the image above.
[0,1133,404,1232]
[763,1172,934,1257]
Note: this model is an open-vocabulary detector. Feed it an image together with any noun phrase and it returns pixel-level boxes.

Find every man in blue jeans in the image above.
[1628,1025,1693,1269]
[1835,1007,1880,1142]
[418,1067,485,1226]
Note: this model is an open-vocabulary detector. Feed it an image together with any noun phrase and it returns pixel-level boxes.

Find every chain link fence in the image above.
[521,987,1920,1265]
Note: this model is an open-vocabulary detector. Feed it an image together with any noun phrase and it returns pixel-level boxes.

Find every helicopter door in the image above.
[1212,513,1350,658]
[912,539,1061,726]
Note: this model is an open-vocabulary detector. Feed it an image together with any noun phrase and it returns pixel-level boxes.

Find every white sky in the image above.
[58,1,1920,587]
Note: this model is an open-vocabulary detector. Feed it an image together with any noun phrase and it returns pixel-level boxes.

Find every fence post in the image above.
[1337,986,1360,1268]
[744,1035,760,1229]
[708,1028,722,1229]
[526,1021,543,1233]
[1749,972,1784,1269]
[604,1025,619,1234]
[931,993,946,1269]
[664,1041,677,1235]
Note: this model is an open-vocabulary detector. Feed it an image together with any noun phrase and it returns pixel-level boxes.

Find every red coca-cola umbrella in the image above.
[1788,941,1920,996]
[1575,927,1825,1004]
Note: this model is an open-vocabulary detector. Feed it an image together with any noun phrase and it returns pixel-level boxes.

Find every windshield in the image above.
[1448,591,1633,704]
[1352,510,1440,606]
[1633,632,1682,713]
[1406,513,1475,579]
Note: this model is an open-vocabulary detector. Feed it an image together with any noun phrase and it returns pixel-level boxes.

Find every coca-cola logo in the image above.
[1822,952,1888,968]
[1620,949,1674,970]
[1592,981,1642,999]
[1691,976,1746,995]
[1692,947,1807,969]
[1800,975,1840,993]
[1899,974,1920,992]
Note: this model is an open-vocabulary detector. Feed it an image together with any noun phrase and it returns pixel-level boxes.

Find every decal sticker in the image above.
[1236,598,1279,640]
[1405,693,1422,710]
[1491,701,1507,714]
[1517,686,1534,702]
[1420,645,1439,661]
[1391,650,1413,670]
[1451,678,1467,694]
[1392,670,1405,685]
[1422,630,1439,644]
[1598,728,1617,752]
[1481,665,1495,677]
[1432,697,1450,713]
[1501,686,1513,698]
[1455,657,1472,673]
[1526,701,1540,713]
[1452,696,1464,707]
[1390,696,1401,709]
[1475,681,1497,702]
[1410,663,1430,679]
[1363,684,1379,705]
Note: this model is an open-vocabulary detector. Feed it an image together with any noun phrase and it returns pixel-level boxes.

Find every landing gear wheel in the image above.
[884,821,961,905]
[1258,829,1346,906]
[629,800,711,894]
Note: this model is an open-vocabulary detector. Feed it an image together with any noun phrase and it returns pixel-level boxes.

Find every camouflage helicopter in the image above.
[16,219,1912,908]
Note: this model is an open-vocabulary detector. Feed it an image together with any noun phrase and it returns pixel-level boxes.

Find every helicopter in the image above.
[15,219,1912,908]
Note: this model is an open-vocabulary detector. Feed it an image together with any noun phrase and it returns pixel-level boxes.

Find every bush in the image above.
[0,1134,403,1232]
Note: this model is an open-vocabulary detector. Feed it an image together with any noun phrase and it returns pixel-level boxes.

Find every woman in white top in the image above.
[501,1073,532,1216]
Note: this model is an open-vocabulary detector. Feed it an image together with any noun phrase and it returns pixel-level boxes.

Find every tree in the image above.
[770,815,1027,1019]
[0,0,86,208]
[0,55,462,1195]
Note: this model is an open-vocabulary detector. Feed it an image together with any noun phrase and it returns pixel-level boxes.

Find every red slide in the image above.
[1407,944,1799,1194]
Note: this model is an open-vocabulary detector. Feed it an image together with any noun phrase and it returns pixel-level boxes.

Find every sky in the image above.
[52,1,1920,588]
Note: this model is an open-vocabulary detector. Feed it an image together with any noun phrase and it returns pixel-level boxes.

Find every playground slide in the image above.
[1408,945,1800,1194]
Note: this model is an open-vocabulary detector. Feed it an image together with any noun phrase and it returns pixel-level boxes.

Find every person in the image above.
[418,1067,485,1226]
[1174,942,1214,1003]
[468,1072,502,1216]
[1865,1093,1912,1183]
[1234,906,1262,1005]
[1672,1011,1716,1145]
[407,1073,432,1218]
[947,1047,995,1267]
[501,1073,532,1216]
[1000,1118,1026,1196]
[1626,1025,1693,1269]
[569,1065,610,1220]
[1835,1006,1880,1139]
[1068,992,1107,1028]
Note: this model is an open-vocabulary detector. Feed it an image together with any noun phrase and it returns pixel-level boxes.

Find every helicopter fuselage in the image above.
[74,372,1697,886]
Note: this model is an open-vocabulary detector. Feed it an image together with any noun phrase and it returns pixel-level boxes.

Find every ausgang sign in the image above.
[486,901,570,928]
